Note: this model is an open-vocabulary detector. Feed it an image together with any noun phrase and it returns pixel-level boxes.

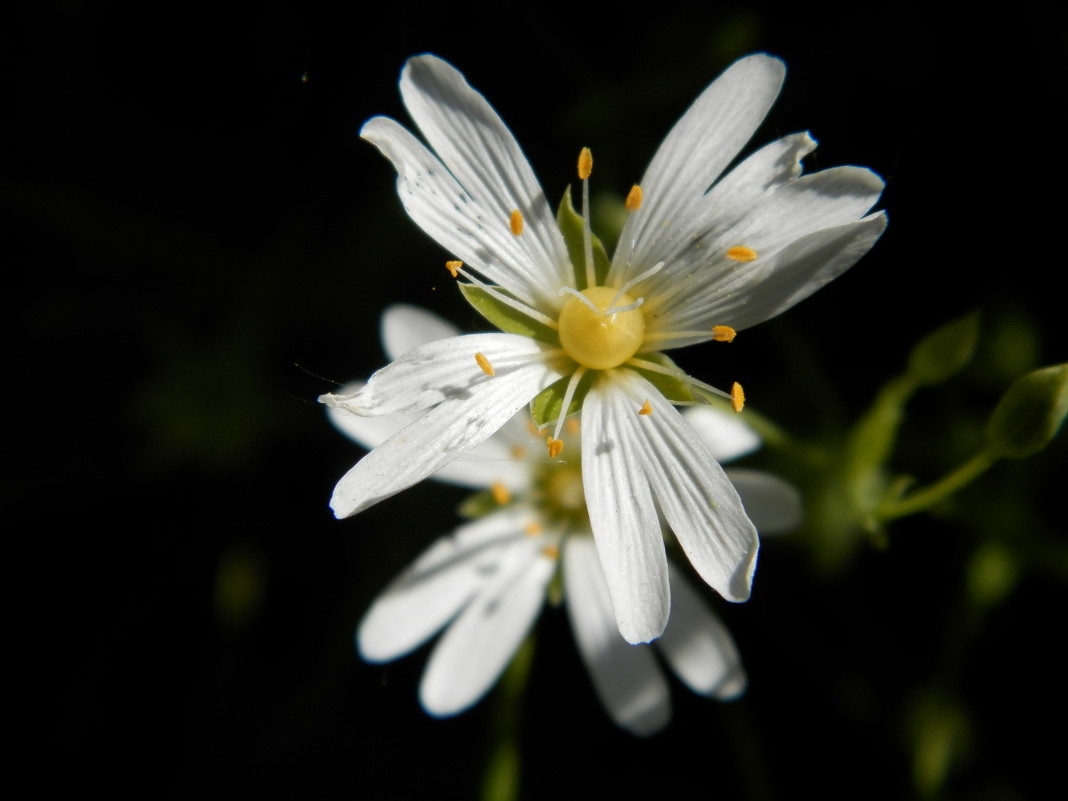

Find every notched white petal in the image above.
[382,303,461,361]
[582,376,670,644]
[657,563,746,698]
[564,537,670,736]
[612,370,759,603]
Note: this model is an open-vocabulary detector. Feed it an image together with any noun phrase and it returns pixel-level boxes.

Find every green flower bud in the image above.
[907,310,980,385]
[985,364,1068,458]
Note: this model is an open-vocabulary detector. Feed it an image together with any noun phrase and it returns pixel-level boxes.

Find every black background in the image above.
[13,2,1066,798]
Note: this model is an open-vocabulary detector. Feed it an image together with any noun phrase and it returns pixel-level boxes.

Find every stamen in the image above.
[580,150,596,288]
[559,285,603,313]
[577,147,593,180]
[546,436,564,459]
[638,399,652,416]
[510,209,524,236]
[455,263,559,330]
[726,246,758,262]
[551,367,588,446]
[731,381,746,413]
[475,352,495,376]
[611,261,664,307]
[491,481,510,505]
[541,545,560,560]
[627,356,734,401]
[524,522,542,536]
[625,184,643,211]
[445,260,462,277]
[712,325,737,343]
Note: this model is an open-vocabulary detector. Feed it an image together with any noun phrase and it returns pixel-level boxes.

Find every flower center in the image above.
[545,465,584,513]
[558,286,645,370]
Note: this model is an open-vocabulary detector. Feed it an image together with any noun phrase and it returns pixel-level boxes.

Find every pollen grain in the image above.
[726,246,758,262]
[510,209,524,236]
[475,352,495,376]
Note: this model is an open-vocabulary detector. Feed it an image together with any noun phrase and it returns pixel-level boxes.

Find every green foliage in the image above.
[556,188,610,289]
[985,363,1068,458]
[630,352,697,404]
[458,284,559,344]
[907,310,980,385]
[530,370,594,429]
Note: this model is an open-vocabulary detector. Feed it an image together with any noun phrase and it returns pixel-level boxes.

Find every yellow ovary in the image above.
[558,286,645,370]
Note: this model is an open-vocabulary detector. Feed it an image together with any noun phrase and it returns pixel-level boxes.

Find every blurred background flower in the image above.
[13,3,1065,798]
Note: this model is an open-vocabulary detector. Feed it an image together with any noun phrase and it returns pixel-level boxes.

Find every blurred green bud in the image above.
[907,310,980,385]
[985,364,1068,458]
[966,541,1018,609]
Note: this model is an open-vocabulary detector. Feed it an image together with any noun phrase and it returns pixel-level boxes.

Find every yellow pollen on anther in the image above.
[475,352,495,376]
[541,545,560,560]
[510,209,524,236]
[726,246,758,262]
[524,522,542,536]
[625,184,643,211]
[510,445,527,460]
[638,399,652,416]
[445,260,462,277]
[731,381,746,413]
[491,481,510,505]
[547,437,564,459]
[712,325,737,343]
[578,147,593,180]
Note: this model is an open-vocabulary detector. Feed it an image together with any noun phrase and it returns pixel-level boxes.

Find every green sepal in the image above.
[530,370,594,430]
[458,283,559,345]
[907,310,981,385]
[457,490,502,519]
[557,188,611,289]
[984,363,1068,458]
[629,352,696,404]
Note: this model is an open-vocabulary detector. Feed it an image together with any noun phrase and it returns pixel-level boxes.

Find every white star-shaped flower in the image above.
[334,305,802,735]
[322,53,885,642]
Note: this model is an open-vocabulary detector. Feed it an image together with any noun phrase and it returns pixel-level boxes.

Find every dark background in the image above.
[13,2,1066,798]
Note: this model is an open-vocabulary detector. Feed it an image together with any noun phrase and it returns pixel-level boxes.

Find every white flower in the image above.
[322,53,884,643]
[334,305,802,735]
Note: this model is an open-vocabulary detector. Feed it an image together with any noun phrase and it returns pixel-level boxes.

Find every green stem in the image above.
[480,635,535,801]
[878,449,1000,522]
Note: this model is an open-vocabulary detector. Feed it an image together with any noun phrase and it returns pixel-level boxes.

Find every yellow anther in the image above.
[730,381,746,413]
[565,417,580,436]
[445,260,462,277]
[491,481,510,505]
[475,352,495,376]
[510,445,527,460]
[541,544,560,560]
[712,325,737,343]
[625,184,643,211]
[510,209,524,236]
[638,399,652,416]
[524,522,542,536]
[726,246,758,262]
[578,147,593,180]
[547,437,564,458]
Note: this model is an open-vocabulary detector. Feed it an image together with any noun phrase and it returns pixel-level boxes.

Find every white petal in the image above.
[328,347,561,517]
[657,562,746,699]
[419,536,554,717]
[681,405,761,463]
[328,381,531,491]
[320,333,552,416]
[725,468,803,535]
[564,537,670,736]
[357,507,534,661]
[582,375,670,644]
[649,192,887,337]
[382,303,460,361]
[398,56,572,310]
[629,131,817,307]
[611,54,785,284]
[612,370,759,602]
